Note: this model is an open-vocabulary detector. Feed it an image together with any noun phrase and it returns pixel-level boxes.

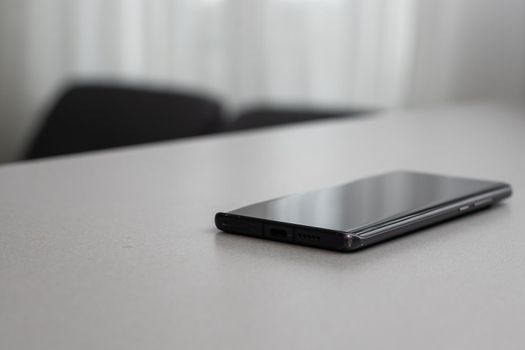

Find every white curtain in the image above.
[0,0,417,161]
[1,0,524,162]
[7,0,415,106]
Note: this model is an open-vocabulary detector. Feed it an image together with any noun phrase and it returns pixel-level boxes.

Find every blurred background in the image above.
[0,0,524,163]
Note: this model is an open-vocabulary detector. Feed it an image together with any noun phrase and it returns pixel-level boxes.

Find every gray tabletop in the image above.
[1,103,524,350]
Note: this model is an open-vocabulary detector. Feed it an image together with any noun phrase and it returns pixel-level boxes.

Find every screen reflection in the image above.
[231,171,503,232]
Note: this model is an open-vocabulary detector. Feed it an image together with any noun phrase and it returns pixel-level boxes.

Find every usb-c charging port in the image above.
[265,225,293,241]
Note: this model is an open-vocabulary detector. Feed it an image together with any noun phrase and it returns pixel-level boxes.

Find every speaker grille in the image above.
[296,233,320,241]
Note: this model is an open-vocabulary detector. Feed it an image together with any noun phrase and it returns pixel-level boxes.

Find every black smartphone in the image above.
[215,171,512,251]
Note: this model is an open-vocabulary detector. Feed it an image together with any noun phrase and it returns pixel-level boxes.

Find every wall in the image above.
[408,0,525,106]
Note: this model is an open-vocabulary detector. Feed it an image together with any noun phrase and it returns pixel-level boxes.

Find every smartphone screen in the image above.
[229,171,507,233]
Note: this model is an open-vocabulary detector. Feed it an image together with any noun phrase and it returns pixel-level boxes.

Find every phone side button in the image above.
[474,198,493,207]
[458,205,470,212]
